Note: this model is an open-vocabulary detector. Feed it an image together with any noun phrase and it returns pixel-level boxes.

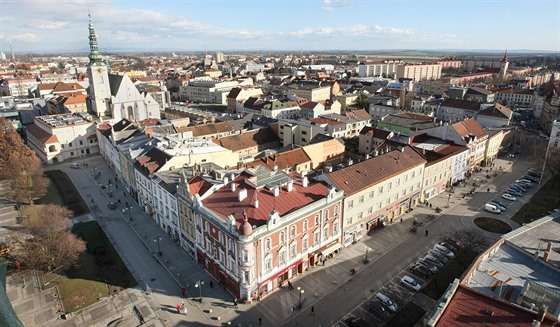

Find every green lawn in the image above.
[40,170,89,216]
[43,221,136,313]
[512,180,560,225]
[421,250,479,300]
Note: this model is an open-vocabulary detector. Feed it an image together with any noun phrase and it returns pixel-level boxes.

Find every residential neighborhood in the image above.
[1,4,560,327]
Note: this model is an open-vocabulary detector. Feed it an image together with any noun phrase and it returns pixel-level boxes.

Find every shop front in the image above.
[258,259,302,300]
[343,224,363,247]
[309,240,341,266]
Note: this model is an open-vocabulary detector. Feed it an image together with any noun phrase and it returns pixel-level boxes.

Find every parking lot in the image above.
[337,238,465,327]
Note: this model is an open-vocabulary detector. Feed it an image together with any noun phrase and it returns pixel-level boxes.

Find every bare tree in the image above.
[17,204,86,271]
[545,148,560,185]
[442,227,490,253]
[0,117,48,204]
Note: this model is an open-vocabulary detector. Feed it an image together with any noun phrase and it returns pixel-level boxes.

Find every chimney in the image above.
[254,199,259,208]
[231,182,237,192]
[365,153,370,160]
[302,176,309,187]
[273,187,280,197]
[238,188,247,201]
[224,176,229,185]
[543,242,553,262]
[287,180,293,192]
[401,147,405,152]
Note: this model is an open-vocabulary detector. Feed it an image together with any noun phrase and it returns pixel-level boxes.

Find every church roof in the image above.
[109,74,124,97]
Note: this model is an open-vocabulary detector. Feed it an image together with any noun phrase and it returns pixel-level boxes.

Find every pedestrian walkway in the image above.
[39,154,529,326]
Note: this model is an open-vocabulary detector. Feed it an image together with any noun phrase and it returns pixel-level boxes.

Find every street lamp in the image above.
[363,245,370,264]
[125,201,132,221]
[154,235,162,256]
[297,286,304,309]
[195,280,204,302]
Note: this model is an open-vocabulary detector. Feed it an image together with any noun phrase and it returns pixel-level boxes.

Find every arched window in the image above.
[279,231,285,244]
[48,145,56,152]
[314,214,320,226]
[334,204,339,216]
[303,219,308,231]
[290,225,296,239]
[324,209,330,222]
[265,238,271,251]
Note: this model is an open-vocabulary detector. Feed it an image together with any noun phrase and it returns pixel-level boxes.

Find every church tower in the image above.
[499,50,509,81]
[86,15,111,118]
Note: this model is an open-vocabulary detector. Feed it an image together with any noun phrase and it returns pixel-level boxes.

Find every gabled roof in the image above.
[326,146,426,196]
[440,98,481,111]
[135,147,172,174]
[226,87,242,99]
[25,124,58,144]
[177,121,233,137]
[359,126,392,139]
[466,86,494,95]
[345,109,372,121]
[478,103,513,119]
[212,127,279,152]
[108,74,124,97]
[452,118,487,139]
[248,148,311,171]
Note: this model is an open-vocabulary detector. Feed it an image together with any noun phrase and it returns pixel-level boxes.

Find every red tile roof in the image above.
[25,124,58,144]
[345,109,372,121]
[326,146,426,196]
[452,118,487,139]
[436,285,557,327]
[247,148,312,171]
[201,169,331,229]
[211,128,279,152]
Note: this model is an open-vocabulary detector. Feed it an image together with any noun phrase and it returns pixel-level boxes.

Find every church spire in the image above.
[501,49,508,63]
[88,14,104,66]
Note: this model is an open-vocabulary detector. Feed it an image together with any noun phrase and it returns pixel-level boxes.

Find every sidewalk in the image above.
[61,155,521,326]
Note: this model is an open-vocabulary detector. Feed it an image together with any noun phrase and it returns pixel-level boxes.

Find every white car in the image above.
[401,275,422,291]
[70,163,80,169]
[502,193,516,201]
[375,292,398,312]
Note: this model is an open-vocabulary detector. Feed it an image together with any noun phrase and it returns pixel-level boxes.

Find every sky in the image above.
[0,0,559,54]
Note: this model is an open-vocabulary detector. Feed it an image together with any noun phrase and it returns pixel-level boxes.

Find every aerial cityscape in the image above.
[1,1,560,327]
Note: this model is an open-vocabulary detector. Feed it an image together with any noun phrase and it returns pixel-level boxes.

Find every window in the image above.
[346,216,353,225]
[368,207,373,214]
[323,210,329,222]
[334,205,339,215]
[69,142,73,147]
[290,243,297,258]
[359,195,364,203]
[369,190,374,198]
[378,186,383,194]
[314,214,320,226]
[388,182,392,189]
[313,230,320,246]
[302,236,308,251]
[265,238,271,251]
[333,221,339,234]
[290,225,296,239]
[323,225,329,239]
[79,140,83,145]
[303,219,308,231]
[348,200,354,209]
[265,257,272,271]
[279,250,286,264]
[279,232,285,244]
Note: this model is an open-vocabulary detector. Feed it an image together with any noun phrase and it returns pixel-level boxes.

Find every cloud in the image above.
[322,0,348,11]
[37,22,69,30]
[8,33,40,43]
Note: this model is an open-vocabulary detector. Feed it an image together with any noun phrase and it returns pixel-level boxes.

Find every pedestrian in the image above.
[117,199,121,204]
[116,184,118,189]
[429,203,432,208]
[176,304,181,313]
[400,218,403,224]
[233,298,238,309]
[181,287,186,297]
[350,268,356,276]
[209,281,214,289]
[287,280,293,290]
[91,198,94,203]
[425,229,429,236]
[310,306,315,316]
[487,187,490,192]
[258,317,262,325]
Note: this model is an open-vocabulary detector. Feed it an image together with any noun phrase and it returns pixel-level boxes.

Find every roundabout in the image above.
[473,217,513,234]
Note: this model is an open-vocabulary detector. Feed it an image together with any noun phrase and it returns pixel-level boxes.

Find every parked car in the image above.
[516,181,533,188]
[522,175,538,183]
[423,254,444,268]
[502,193,517,201]
[428,250,450,263]
[437,241,458,254]
[70,163,80,169]
[410,264,432,278]
[527,170,542,178]
[401,275,422,291]
[510,184,526,192]
[417,259,439,273]
[375,292,398,312]
[433,244,456,258]
[489,200,508,209]
[442,238,464,252]
[485,203,501,214]
[366,299,391,319]
[505,189,522,197]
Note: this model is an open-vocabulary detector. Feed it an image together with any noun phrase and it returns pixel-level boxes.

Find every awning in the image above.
[320,243,341,257]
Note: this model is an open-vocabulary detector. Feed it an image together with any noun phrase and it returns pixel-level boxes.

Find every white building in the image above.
[26,114,99,164]
[181,80,239,104]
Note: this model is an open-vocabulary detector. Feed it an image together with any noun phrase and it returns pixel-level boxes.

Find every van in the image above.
[375,292,398,312]
[485,203,501,214]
